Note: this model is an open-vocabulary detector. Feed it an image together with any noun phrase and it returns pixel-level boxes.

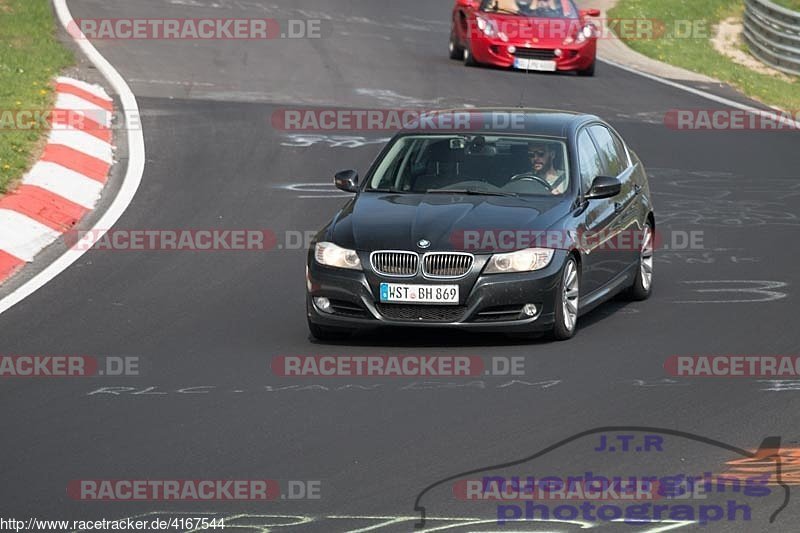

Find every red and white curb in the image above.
[0,76,114,283]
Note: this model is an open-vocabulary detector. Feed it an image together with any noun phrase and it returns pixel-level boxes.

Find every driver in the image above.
[528,141,567,194]
[517,0,561,16]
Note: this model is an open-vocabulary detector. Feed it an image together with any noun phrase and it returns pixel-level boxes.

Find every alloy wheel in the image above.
[640,224,654,291]
[562,259,579,332]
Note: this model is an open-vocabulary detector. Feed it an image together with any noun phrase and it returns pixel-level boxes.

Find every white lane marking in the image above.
[610,519,694,532]
[355,88,444,107]
[0,0,146,315]
[278,182,352,199]
[0,210,61,261]
[281,183,339,192]
[759,380,800,391]
[300,195,348,199]
[54,93,111,125]
[128,78,216,87]
[56,76,112,101]
[390,518,594,532]
[48,127,114,163]
[632,379,689,387]
[598,57,800,129]
[23,161,104,209]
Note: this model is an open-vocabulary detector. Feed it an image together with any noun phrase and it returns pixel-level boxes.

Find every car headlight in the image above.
[314,242,362,270]
[575,23,597,43]
[476,16,498,38]
[484,248,555,274]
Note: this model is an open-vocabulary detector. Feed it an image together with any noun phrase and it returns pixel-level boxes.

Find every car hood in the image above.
[484,14,583,46]
[329,192,569,252]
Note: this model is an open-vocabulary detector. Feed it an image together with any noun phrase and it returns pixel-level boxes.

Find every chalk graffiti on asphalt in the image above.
[675,280,788,304]
[85,380,563,396]
[281,134,391,148]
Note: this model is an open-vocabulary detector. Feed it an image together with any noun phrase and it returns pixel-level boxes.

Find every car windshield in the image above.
[366,134,570,197]
[480,0,579,18]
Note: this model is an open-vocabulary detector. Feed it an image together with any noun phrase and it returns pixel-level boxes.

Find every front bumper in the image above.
[306,250,568,333]
[470,37,596,71]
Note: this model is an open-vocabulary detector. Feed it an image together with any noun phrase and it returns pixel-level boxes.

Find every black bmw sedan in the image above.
[306,109,654,341]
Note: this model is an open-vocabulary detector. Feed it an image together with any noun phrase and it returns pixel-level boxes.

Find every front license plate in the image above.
[513,57,557,71]
[379,283,459,304]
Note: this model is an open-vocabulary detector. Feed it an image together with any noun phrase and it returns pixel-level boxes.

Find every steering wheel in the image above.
[509,172,553,191]
[440,178,488,188]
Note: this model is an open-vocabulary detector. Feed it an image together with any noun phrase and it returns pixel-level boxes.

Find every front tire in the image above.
[449,30,464,60]
[551,256,580,340]
[463,43,478,66]
[624,222,654,301]
[577,60,595,77]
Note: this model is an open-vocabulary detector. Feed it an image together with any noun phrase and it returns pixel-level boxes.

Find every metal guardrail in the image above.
[743,0,800,76]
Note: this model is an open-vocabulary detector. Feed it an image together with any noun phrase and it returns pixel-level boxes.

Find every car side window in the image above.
[379,138,425,190]
[609,128,630,166]
[396,139,427,190]
[589,125,627,177]
[577,129,602,194]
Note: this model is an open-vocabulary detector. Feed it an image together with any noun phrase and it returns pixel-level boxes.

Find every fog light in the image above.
[314,297,332,313]
[522,304,538,317]
[508,45,516,54]
[554,48,563,57]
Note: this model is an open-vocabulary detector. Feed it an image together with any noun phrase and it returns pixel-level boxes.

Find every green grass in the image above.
[608,0,800,110]
[771,0,800,11]
[0,0,73,193]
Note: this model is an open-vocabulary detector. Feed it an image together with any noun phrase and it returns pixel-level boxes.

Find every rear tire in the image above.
[577,60,595,77]
[308,320,351,341]
[624,222,654,301]
[449,30,464,60]
[550,256,580,340]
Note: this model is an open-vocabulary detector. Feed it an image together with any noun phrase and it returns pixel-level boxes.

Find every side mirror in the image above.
[580,8,601,16]
[334,169,359,193]
[585,176,621,200]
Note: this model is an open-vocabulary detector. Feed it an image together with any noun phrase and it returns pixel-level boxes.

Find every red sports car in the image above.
[449,0,600,76]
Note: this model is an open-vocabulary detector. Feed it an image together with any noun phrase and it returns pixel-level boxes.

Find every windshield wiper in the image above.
[426,188,520,198]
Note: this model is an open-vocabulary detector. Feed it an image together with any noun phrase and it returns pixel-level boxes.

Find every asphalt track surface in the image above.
[1,0,799,531]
